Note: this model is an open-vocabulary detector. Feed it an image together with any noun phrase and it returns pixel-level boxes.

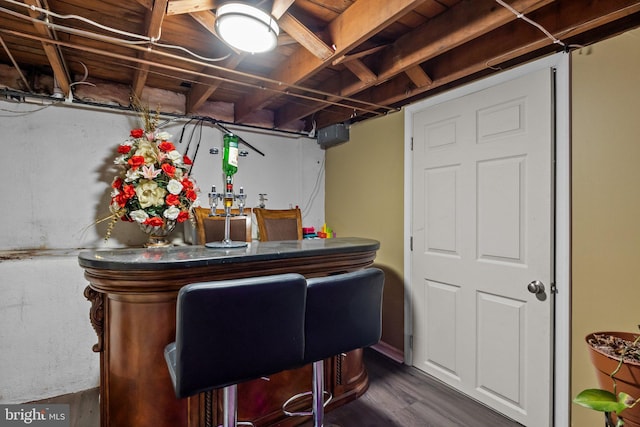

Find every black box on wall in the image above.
[317,123,349,148]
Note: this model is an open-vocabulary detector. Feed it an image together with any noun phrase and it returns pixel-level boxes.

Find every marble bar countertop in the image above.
[78,237,380,271]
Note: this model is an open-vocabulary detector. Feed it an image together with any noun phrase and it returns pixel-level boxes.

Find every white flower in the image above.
[114,155,127,165]
[156,131,171,141]
[125,168,141,182]
[163,206,180,220]
[167,150,183,164]
[129,209,149,223]
[167,179,183,195]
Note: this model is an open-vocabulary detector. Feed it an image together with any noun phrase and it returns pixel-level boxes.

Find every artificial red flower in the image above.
[181,177,193,189]
[144,217,164,227]
[185,189,198,201]
[114,193,128,207]
[127,155,145,169]
[122,184,136,199]
[118,145,132,154]
[161,163,176,177]
[176,211,190,223]
[165,194,180,206]
[112,177,123,189]
[158,141,176,152]
[130,129,144,138]
[183,155,193,165]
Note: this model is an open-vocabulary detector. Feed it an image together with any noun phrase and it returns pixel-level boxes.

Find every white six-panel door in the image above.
[411,68,553,426]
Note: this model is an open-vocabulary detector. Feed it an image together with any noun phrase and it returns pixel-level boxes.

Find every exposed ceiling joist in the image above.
[132,0,169,99]
[1,0,639,133]
[234,0,426,123]
[166,0,215,15]
[22,0,70,96]
[186,55,243,113]
[313,0,640,128]
[274,0,553,127]
[405,65,432,88]
[277,12,334,60]
[344,59,377,84]
[271,0,296,19]
[376,0,553,82]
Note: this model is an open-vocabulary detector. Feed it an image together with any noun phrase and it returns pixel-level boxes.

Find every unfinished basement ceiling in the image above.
[0,0,639,132]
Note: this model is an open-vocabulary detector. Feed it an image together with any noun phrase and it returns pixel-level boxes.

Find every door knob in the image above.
[527,280,545,294]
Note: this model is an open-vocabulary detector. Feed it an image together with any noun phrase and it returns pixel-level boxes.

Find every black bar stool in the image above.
[164,273,307,427]
[283,268,385,427]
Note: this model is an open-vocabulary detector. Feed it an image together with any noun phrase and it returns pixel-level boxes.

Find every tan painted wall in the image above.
[571,28,640,426]
[324,111,405,355]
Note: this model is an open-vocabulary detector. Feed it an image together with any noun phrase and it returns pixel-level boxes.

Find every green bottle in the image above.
[222,133,239,177]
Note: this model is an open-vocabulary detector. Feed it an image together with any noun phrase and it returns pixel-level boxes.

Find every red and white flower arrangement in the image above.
[105,122,199,240]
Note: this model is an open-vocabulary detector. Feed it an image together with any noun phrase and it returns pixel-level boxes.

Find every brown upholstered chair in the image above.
[193,207,252,245]
[253,208,303,241]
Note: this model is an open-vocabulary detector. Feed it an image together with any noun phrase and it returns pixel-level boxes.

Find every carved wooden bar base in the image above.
[79,238,379,427]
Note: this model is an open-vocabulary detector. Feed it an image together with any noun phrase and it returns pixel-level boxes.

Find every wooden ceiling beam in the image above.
[189,10,217,36]
[312,0,640,128]
[271,0,296,19]
[235,0,426,123]
[135,0,154,10]
[167,0,291,17]
[184,8,244,111]
[186,55,243,113]
[344,59,377,84]
[405,65,432,88]
[375,0,553,82]
[333,45,387,66]
[132,0,169,100]
[167,0,216,15]
[278,12,334,60]
[23,0,71,96]
[273,0,551,127]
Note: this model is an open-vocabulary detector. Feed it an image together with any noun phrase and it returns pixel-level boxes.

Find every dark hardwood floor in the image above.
[300,349,524,427]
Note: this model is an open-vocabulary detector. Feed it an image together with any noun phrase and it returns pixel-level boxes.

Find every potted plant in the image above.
[574,331,640,426]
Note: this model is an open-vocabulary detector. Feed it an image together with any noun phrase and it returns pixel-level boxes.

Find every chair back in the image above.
[254,208,302,241]
[165,273,307,398]
[303,268,385,364]
[193,207,252,245]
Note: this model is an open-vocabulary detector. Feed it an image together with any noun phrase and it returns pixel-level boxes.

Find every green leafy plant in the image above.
[574,332,640,426]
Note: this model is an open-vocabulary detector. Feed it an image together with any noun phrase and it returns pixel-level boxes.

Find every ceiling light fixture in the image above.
[215,2,280,54]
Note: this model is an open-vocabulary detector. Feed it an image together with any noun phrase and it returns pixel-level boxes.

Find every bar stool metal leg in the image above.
[312,360,325,427]
[223,385,237,427]
[282,361,332,422]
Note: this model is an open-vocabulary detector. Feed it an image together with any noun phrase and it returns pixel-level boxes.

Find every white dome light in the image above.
[215,3,280,54]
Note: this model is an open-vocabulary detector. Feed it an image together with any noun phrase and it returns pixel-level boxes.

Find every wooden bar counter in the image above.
[79,237,380,427]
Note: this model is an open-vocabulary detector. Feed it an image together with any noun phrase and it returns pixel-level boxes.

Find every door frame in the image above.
[403,53,570,426]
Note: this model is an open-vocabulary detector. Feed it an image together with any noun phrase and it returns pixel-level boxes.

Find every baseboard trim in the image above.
[371,341,404,363]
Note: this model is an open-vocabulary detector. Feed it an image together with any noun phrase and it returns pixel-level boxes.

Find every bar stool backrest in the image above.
[165,273,307,398]
[304,268,385,364]
[193,207,252,244]
[254,208,303,241]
